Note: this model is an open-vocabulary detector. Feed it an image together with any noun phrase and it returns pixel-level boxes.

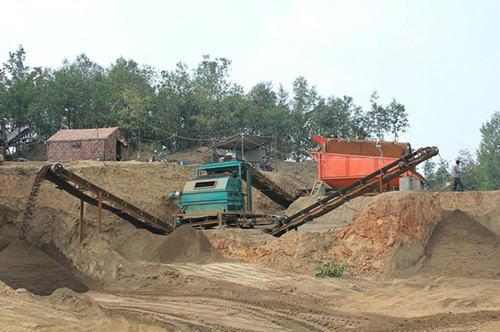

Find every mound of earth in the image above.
[421,210,500,279]
[439,191,500,235]
[47,288,104,315]
[156,225,226,264]
[285,195,374,231]
[0,239,88,295]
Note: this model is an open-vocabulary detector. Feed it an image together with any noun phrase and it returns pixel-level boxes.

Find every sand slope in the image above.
[422,210,500,279]
[0,240,88,295]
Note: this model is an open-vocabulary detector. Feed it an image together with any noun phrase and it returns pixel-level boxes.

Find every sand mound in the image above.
[47,288,103,315]
[156,226,225,264]
[439,191,500,235]
[0,239,88,295]
[422,210,500,279]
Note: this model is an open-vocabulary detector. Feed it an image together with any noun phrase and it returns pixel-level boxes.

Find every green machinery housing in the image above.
[172,159,296,227]
[179,160,253,214]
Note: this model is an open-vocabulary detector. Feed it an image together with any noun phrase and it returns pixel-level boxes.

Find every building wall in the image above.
[48,139,109,161]
[104,131,129,161]
[47,130,129,162]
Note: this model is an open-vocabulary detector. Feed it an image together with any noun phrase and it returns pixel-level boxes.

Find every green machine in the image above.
[172,160,257,227]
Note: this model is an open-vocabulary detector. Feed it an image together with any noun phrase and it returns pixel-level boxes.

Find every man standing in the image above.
[451,160,464,191]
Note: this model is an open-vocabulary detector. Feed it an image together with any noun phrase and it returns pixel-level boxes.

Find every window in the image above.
[194,181,217,189]
[70,141,81,149]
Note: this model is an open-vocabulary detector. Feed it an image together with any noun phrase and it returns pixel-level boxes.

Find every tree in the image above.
[477,111,500,190]
[367,91,388,140]
[156,62,197,151]
[105,57,155,144]
[0,47,415,161]
[386,98,409,140]
[423,158,451,190]
[289,77,318,161]
[0,46,42,126]
[366,91,409,141]
[456,149,481,190]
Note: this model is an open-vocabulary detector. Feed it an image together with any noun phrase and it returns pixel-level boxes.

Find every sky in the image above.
[0,0,498,162]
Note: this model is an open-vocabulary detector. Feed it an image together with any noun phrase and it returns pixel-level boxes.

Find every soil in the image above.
[0,240,88,295]
[0,160,499,331]
[422,209,500,279]
[155,225,226,264]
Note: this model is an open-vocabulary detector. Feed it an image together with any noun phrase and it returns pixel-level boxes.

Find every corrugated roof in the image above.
[47,127,120,142]
[215,134,273,150]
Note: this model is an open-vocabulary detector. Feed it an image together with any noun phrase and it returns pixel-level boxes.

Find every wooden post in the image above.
[97,191,102,233]
[79,200,85,243]
[241,134,245,160]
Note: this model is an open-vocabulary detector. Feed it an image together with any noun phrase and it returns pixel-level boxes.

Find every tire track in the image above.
[94,291,333,332]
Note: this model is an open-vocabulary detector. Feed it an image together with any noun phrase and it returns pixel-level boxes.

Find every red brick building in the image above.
[47,127,128,162]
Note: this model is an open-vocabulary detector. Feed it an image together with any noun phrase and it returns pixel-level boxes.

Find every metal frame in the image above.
[40,163,172,235]
[271,146,439,237]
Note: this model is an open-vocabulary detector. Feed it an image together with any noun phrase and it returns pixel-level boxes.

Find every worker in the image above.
[260,156,267,171]
[451,159,464,191]
[260,155,273,171]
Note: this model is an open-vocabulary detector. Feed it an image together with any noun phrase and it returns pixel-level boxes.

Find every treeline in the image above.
[423,111,499,191]
[0,46,409,160]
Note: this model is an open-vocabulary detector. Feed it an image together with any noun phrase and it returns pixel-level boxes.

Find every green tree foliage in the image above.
[423,112,499,191]
[477,111,500,189]
[0,46,412,160]
[423,158,451,190]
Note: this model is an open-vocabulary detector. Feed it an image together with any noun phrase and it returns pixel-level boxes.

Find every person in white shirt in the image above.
[451,160,464,191]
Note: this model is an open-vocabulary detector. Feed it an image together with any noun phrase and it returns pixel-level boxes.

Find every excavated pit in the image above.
[0,239,88,295]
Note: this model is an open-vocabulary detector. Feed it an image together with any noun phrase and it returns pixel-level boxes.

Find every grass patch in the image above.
[315,260,349,278]
[14,167,30,176]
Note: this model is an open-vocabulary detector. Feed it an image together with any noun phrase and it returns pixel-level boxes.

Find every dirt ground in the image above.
[0,160,500,331]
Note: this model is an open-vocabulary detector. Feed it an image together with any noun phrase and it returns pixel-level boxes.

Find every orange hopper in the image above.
[308,135,416,189]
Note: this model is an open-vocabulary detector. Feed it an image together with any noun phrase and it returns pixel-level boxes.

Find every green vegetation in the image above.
[314,260,349,278]
[2,46,496,189]
[0,46,409,161]
[13,167,29,176]
[423,111,499,191]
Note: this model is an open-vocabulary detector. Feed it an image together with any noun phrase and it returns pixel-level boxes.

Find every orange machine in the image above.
[309,135,415,189]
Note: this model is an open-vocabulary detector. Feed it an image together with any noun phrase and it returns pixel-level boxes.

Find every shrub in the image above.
[314,260,349,278]
[14,167,30,176]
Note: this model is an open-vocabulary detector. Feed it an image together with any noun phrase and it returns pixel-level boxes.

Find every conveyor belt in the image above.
[35,163,172,234]
[271,146,439,237]
[248,166,295,208]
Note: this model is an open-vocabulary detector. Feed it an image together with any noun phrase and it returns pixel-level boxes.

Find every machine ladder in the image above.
[270,146,438,237]
[309,179,325,196]
[34,163,172,235]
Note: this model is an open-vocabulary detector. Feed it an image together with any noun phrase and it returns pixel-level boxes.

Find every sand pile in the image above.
[47,288,104,315]
[439,191,500,235]
[0,239,88,295]
[285,195,374,231]
[156,225,225,264]
[421,210,500,279]
[273,160,317,188]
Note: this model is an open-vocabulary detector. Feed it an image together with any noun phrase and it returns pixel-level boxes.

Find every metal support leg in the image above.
[97,191,102,233]
[217,212,223,228]
[79,200,85,242]
[378,175,384,193]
